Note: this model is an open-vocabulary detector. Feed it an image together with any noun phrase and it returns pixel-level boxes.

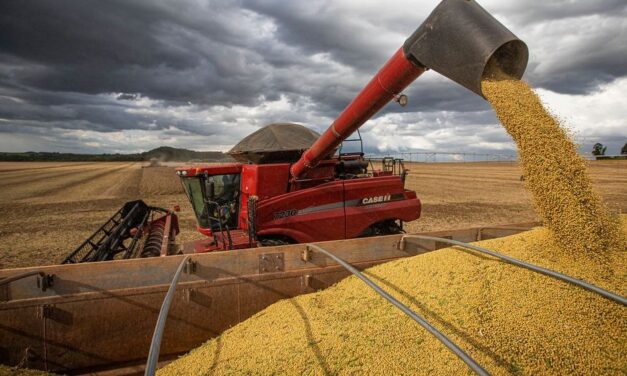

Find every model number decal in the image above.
[360,194,391,205]
[273,209,298,220]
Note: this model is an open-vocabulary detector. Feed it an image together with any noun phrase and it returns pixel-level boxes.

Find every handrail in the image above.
[400,235,627,306]
[145,255,191,376]
[304,244,489,376]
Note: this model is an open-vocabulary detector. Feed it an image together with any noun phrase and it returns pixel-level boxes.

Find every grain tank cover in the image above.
[228,123,321,164]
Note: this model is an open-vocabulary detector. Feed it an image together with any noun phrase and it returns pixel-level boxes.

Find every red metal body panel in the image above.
[175,163,242,177]
[239,163,290,230]
[252,174,421,243]
[343,176,421,238]
[291,48,426,178]
[256,180,346,243]
[240,164,290,200]
[176,45,428,251]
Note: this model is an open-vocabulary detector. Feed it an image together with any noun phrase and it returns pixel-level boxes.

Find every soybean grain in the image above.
[159,217,627,375]
[482,79,625,256]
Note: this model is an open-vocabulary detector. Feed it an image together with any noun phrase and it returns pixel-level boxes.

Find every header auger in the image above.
[63,200,179,263]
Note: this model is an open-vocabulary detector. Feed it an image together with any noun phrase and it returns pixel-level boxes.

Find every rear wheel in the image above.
[359,219,404,237]
[258,236,294,247]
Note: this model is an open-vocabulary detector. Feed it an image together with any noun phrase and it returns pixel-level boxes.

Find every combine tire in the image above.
[359,220,404,237]
[259,237,292,247]
[141,221,166,257]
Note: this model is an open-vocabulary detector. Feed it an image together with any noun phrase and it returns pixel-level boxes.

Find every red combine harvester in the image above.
[175,124,420,252]
[63,0,528,261]
[174,1,527,253]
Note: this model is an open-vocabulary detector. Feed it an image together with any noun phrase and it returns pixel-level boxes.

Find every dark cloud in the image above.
[492,1,626,25]
[0,0,625,155]
[116,93,140,101]
[242,1,407,72]
[489,1,627,94]
[0,0,278,106]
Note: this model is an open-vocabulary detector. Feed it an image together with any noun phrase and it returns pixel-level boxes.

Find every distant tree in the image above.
[592,143,607,156]
[622,143,627,155]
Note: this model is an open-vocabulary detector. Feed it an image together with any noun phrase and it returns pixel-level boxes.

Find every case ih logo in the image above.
[360,194,392,205]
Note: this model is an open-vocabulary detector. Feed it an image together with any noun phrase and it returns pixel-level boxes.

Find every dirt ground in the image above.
[403,160,626,233]
[0,160,625,269]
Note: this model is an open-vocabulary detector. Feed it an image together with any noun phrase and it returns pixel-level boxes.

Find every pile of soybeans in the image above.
[161,218,626,375]
[160,80,626,375]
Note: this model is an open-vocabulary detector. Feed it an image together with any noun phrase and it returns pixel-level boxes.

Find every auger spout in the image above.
[290,0,528,179]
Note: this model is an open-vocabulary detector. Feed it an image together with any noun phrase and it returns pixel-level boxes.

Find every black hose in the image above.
[401,235,627,306]
[305,244,489,376]
[145,255,191,376]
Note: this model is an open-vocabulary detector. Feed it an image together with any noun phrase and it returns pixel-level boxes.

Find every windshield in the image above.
[207,174,240,205]
[181,174,241,229]
[181,177,208,227]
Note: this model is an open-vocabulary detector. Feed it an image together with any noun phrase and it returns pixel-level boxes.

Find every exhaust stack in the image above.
[290,0,528,179]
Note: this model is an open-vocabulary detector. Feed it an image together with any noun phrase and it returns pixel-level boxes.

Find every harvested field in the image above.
[402,160,627,234]
[139,166,185,196]
[0,161,97,173]
[0,162,202,268]
[1,160,626,269]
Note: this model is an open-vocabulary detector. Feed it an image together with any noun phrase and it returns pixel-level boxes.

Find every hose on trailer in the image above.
[145,255,191,376]
[0,271,47,287]
[305,244,489,376]
[400,235,627,307]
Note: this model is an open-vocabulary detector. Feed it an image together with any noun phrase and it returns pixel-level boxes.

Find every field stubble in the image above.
[0,163,202,268]
[0,160,626,269]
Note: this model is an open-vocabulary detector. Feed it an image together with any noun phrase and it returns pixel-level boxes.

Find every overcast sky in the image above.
[0,0,625,155]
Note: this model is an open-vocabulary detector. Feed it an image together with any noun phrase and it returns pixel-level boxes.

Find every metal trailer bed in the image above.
[0,223,535,375]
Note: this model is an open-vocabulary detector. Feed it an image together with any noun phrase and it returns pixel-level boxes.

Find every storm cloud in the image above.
[0,0,625,154]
